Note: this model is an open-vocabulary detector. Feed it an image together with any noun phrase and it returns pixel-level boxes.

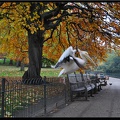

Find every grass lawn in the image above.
[0,65,62,78]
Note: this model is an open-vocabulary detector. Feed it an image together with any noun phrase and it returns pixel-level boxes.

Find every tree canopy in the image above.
[0,2,120,79]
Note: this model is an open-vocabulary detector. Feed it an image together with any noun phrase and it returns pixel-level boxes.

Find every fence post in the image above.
[43,76,46,115]
[63,77,67,104]
[1,78,5,118]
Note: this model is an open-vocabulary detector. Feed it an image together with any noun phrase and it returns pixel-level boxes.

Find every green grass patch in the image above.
[0,59,16,66]
[0,65,61,77]
[41,68,61,77]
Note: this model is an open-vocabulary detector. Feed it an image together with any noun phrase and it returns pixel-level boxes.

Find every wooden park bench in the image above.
[97,73,108,86]
[88,74,102,92]
[99,77,108,86]
[67,73,93,102]
[75,73,95,97]
[83,74,96,94]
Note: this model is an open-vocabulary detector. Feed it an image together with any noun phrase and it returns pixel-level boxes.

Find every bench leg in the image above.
[105,81,107,85]
[98,85,100,91]
[93,88,96,94]
[91,89,94,97]
[94,84,98,93]
[85,90,88,100]
[100,85,102,90]
[90,89,94,97]
[70,91,74,102]
[94,87,98,94]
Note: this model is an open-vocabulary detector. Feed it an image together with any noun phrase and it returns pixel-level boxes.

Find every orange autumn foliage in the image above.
[0,2,120,68]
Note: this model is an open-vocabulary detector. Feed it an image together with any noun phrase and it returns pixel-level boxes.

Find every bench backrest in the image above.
[67,73,77,83]
[67,73,84,90]
[83,74,93,85]
[75,74,83,82]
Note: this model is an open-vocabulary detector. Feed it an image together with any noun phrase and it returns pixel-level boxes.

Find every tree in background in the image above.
[0,2,120,82]
[97,49,120,73]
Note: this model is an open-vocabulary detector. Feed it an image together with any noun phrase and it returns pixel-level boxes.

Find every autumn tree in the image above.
[0,17,28,69]
[43,2,120,69]
[0,2,120,83]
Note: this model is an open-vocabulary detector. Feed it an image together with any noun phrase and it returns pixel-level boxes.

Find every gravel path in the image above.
[48,77,120,117]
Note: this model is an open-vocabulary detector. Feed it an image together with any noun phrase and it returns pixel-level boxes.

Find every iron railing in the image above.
[0,76,70,118]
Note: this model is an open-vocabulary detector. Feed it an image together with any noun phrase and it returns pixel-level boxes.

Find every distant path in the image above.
[49,77,120,117]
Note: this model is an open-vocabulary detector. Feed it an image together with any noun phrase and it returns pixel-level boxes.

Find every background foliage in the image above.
[97,50,120,73]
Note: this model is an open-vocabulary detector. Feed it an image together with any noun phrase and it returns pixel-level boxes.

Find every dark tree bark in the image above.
[3,57,6,64]
[20,62,25,71]
[16,60,21,67]
[22,30,43,84]
[9,59,13,65]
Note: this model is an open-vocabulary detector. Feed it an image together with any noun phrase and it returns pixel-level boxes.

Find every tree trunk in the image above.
[20,62,25,71]
[3,57,6,64]
[16,60,21,67]
[22,30,44,84]
[9,59,13,65]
